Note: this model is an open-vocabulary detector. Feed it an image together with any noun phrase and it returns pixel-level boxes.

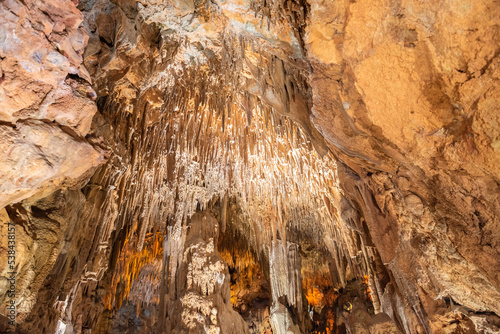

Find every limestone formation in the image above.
[0,0,499,333]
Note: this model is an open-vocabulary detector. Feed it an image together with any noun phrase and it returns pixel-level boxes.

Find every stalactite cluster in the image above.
[1,0,499,333]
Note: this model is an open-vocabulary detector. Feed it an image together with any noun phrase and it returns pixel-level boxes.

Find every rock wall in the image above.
[0,0,106,328]
[305,0,500,332]
[0,0,106,208]
[0,0,499,333]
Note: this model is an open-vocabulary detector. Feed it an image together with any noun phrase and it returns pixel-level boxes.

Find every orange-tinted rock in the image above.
[0,0,104,209]
[0,121,104,208]
[0,0,499,333]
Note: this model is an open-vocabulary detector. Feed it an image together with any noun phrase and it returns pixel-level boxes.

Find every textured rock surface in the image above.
[0,190,86,323]
[162,212,249,334]
[305,1,500,331]
[0,0,499,333]
[0,0,105,207]
[0,0,106,327]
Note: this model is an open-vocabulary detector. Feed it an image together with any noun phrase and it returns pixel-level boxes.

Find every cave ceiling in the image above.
[0,0,499,333]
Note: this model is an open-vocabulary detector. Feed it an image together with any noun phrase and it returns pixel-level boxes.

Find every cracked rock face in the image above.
[0,0,499,333]
[0,0,106,208]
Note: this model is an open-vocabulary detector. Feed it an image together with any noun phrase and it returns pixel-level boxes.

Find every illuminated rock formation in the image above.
[0,0,499,333]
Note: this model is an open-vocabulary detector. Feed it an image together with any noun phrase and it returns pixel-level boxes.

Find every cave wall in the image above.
[0,0,499,333]
[305,0,500,332]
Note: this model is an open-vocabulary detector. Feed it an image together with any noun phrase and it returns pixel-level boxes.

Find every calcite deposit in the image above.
[0,0,499,333]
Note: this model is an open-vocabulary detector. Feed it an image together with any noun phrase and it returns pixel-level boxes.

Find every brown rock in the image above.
[0,120,104,209]
[0,0,499,333]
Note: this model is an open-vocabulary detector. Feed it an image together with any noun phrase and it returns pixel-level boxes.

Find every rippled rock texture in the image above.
[0,0,499,333]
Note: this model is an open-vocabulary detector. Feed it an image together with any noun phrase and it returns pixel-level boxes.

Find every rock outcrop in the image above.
[0,0,106,207]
